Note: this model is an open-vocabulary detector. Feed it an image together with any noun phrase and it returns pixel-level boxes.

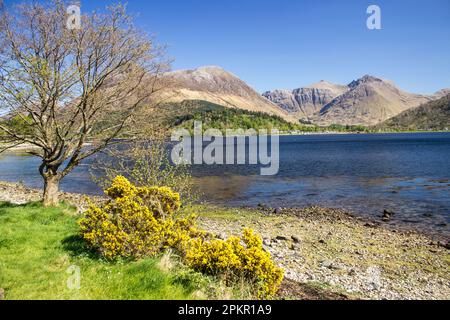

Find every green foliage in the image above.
[327,124,370,133]
[165,100,374,134]
[167,100,318,133]
[79,176,199,260]
[0,115,34,137]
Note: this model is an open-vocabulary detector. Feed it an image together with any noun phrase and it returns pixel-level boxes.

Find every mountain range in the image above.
[157,66,449,127]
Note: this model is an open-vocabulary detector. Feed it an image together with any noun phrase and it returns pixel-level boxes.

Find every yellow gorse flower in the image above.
[79,176,284,298]
[79,176,190,259]
[184,228,284,298]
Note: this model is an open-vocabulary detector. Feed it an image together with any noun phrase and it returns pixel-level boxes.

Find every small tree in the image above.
[0,1,168,205]
[91,138,199,206]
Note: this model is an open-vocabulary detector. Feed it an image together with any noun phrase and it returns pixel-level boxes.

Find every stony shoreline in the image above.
[0,181,105,212]
[1,180,449,300]
[195,205,450,300]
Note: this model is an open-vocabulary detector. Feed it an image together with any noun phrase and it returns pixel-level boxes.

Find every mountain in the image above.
[309,75,432,126]
[376,94,450,131]
[158,66,296,122]
[264,75,447,126]
[262,81,348,118]
[433,89,450,99]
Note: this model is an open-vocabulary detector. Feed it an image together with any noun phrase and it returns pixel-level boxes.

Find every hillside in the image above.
[376,94,450,131]
[161,100,372,134]
[158,66,296,123]
[165,100,312,132]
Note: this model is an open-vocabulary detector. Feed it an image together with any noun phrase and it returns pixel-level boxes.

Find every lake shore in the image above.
[0,180,105,212]
[194,205,449,300]
[1,180,448,300]
[2,131,449,152]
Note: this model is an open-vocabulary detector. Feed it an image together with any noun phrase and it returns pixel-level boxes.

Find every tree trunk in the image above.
[43,175,61,207]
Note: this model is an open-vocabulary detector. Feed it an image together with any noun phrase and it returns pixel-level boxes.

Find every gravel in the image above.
[197,206,450,300]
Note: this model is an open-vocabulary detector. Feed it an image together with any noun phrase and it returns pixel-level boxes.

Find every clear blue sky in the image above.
[7,0,450,94]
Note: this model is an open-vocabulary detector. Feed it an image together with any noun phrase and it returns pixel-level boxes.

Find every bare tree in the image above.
[0,1,168,206]
[91,137,199,206]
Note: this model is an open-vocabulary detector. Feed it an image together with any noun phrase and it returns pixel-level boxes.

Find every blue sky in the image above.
[6,0,450,94]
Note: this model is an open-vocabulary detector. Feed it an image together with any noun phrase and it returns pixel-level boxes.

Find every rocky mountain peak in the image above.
[262,80,348,117]
[308,80,337,88]
[348,75,383,88]
[160,66,448,126]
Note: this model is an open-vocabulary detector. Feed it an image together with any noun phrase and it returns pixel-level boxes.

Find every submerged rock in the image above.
[274,207,283,214]
[382,210,395,222]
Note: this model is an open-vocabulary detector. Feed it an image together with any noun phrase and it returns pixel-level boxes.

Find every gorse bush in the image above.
[79,176,198,259]
[185,229,284,298]
[79,176,284,298]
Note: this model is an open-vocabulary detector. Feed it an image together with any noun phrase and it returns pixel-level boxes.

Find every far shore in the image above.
[1,131,449,153]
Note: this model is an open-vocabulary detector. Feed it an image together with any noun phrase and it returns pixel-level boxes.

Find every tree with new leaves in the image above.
[0,1,168,205]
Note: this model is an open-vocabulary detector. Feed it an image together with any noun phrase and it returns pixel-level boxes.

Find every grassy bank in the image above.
[0,190,355,300]
[0,202,241,300]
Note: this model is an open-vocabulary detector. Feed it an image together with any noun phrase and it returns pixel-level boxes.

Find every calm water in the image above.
[1,133,449,237]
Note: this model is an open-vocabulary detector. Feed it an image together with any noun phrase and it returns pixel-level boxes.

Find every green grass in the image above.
[0,202,213,300]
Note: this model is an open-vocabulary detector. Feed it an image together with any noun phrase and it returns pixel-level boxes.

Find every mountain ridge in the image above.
[156,65,449,127]
[265,74,445,126]
[312,75,432,125]
[262,80,348,118]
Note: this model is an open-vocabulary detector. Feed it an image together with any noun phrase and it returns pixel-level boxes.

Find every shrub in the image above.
[79,177,284,298]
[79,176,196,259]
[184,228,284,298]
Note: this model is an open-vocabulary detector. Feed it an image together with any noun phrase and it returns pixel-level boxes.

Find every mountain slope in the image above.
[165,100,306,132]
[262,81,348,118]
[311,75,432,126]
[158,66,296,123]
[376,94,450,131]
[433,89,450,99]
